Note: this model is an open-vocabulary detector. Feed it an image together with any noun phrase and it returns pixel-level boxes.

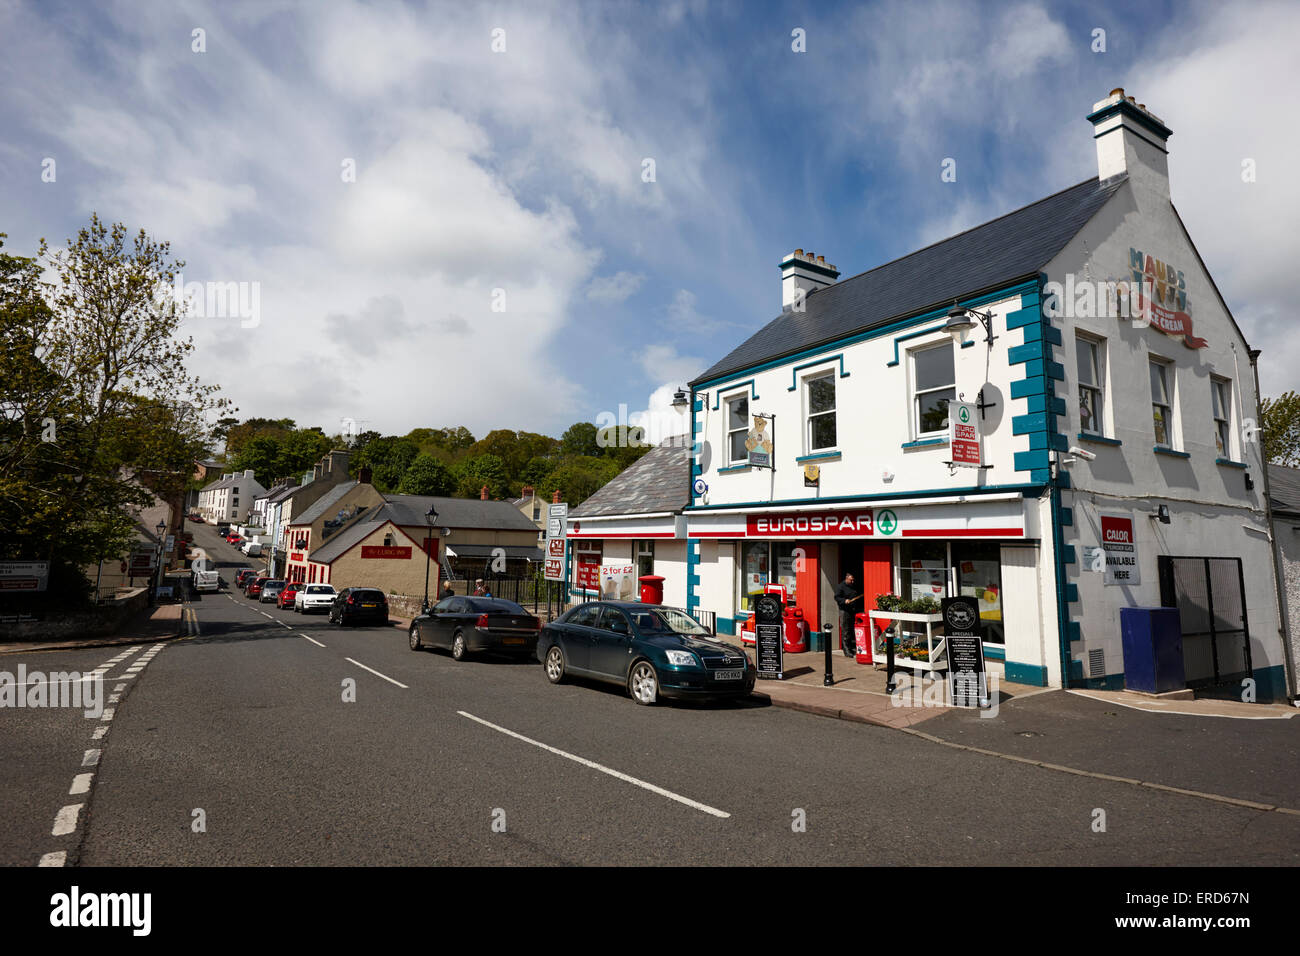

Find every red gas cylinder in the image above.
[740,615,756,646]
[638,574,665,605]
[782,606,808,653]
[854,612,873,664]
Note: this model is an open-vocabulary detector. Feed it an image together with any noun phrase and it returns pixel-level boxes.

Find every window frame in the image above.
[911,342,956,438]
[635,539,655,581]
[1211,376,1232,459]
[725,392,750,466]
[1149,357,1176,448]
[804,370,837,454]
[1076,334,1106,437]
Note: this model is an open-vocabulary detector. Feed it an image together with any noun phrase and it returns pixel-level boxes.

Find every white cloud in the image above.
[586,271,646,304]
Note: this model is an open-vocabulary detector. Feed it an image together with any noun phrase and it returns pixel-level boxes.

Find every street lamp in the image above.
[671,387,690,410]
[944,303,997,348]
[422,505,438,612]
[154,519,167,604]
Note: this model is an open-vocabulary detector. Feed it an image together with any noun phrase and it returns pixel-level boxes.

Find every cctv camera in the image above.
[1067,446,1097,461]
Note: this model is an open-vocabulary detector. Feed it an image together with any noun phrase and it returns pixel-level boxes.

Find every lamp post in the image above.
[153,519,167,604]
[422,505,438,612]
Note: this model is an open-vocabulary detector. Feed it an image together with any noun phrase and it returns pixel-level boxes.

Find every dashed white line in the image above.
[38,851,66,867]
[344,658,408,689]
[91,726,107,740]
[457,711,731,819]
[100,708,115,722]
[69,773,93,795]
[52,804,82,836]
[81,749,101,767]
[301,634,325,648]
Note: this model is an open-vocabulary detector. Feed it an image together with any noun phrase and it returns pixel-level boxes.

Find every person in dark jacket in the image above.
[834,572,863,657]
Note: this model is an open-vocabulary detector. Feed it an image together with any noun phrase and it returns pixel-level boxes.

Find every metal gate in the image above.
[1156,556,1252,689]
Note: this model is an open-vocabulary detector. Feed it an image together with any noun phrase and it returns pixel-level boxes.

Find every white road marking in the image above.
[114,684,126,692]
[301,634,325,648]
[108,694,120,703]
[52,804,82,836]
[38,851,66,867]
[82,749,101,767]
[69,773,93,795]
[100,709,114,721]
[457,711,731,819]
[92,726,107,740]
[345,658,408,689]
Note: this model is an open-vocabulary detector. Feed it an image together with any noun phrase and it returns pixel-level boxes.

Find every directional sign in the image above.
[949,401,982,467]
[0,561,49,592]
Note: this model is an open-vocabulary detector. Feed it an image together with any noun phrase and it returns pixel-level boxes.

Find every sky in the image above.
[2,0,1297,444]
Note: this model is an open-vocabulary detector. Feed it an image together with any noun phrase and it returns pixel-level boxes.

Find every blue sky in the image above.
[1,0,1296,442]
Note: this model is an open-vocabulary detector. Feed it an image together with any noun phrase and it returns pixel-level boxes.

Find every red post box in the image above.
[638,574,665,605]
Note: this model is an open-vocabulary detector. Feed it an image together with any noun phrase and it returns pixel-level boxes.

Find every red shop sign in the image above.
[360,546,412,560]
[747,510,874,537]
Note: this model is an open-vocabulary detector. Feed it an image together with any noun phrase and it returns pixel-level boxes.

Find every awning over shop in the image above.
[444,544,544,561]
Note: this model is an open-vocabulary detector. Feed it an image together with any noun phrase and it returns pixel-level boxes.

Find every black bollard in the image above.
[823,622,834,686]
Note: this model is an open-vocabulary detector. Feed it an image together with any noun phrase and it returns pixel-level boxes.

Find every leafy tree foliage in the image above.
[1260,391,1300,467]
[398,453,456,496]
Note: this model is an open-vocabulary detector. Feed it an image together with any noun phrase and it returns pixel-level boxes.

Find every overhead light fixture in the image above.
[944,302,997,348]
[1149,504,1171,524]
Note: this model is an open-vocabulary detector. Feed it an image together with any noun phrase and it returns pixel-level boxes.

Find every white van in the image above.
[241,541,263,557]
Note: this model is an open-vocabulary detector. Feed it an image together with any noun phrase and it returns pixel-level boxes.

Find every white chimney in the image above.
[780,249,840,311]
[1089,88,1172,198]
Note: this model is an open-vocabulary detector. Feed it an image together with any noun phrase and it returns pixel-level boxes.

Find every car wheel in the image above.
[451,631,468,661]
[544,644,566,684]
[628,661,659,706]
[409,624,422,651]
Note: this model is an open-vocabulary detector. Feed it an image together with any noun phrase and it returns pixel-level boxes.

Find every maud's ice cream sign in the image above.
[1043,247,1207,349]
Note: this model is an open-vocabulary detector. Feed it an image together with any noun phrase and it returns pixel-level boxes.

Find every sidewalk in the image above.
[0,602,184,655]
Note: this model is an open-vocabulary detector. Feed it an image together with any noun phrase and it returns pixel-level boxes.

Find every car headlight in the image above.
[664,650,700,667]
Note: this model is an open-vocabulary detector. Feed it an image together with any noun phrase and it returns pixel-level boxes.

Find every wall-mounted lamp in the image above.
[944,303,997,348]
[1244,472,1255,491]
[671,387,691,411]
[1149,504,1171,524]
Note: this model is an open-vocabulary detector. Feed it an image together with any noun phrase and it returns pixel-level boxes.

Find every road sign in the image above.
[948,401,982,467]
[0,561,50,592]
[544,558,564,581]
[544,503,569,582]
[547,537,564,559]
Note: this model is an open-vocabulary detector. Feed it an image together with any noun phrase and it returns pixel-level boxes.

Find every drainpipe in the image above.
[1248,348,1298,702]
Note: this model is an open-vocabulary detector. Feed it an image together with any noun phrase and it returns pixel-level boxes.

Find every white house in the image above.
[574,90,1292,703]
[196,469,265,525]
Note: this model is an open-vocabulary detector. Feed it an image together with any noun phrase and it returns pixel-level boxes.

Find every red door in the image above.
[859,544,893,653]
[794,543,820,631]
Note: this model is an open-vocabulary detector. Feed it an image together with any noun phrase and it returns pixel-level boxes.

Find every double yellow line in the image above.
[180,605,201,638]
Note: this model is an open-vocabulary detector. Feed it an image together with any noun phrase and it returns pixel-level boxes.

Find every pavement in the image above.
[0,602,184,655]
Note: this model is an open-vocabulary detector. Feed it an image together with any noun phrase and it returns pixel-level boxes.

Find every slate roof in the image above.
[379,495,541,532]
[569,435,691,518]
[1268,464,1300,517]
[289,481,359,526]
[693,174,1128,384]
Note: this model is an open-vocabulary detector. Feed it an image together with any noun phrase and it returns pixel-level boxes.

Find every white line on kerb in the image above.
[52,804,82,836]
[301,634,325,647]
[344,658,408,689]
[457,711,731,819]
[38,851,66,867]
[69,773,93,795]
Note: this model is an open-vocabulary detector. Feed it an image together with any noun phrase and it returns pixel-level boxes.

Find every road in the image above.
[2,521,1299,866]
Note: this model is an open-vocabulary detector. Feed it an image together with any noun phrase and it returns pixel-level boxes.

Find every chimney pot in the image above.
[480,485,489,501]
[793,248,803,256]
[1109,87,1124,97]
[552,489,560,504]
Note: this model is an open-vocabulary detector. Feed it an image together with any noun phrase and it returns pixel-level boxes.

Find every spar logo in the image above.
[748,510,874,537]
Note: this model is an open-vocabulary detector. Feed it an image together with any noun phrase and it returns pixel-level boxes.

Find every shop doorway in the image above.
[1157,555,1252,689]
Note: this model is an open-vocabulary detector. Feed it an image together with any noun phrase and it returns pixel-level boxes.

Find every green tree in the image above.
[1260,391,1300,466]
[276,429,332,478]
[455,453,510,499]
[398,453,456,496]
[538,456,620,505]
[560,422,601,458]
[356,436,419,491]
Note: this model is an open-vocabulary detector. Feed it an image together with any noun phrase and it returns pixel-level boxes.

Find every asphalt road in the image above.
[2,521,1298,866]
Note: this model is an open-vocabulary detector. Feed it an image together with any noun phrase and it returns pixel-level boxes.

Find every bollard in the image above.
[823,622,834,687]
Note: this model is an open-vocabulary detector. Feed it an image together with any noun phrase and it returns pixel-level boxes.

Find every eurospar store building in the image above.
[568,90,1295,702]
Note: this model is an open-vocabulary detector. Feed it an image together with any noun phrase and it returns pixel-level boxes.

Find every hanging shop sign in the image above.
[948,401,982,467]
[745,416,774,469]
[803,464,820,488]
[1099,512,1140,585]
[754,593,784,680]
[942,595,989,708]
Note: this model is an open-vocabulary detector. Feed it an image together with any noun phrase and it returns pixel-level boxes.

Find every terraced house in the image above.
[635,89,1289,701]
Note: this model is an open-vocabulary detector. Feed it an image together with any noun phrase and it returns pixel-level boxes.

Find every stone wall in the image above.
[0,587,150,641]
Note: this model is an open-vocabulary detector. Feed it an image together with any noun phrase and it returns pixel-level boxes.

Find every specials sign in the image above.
[748,510,875,537]
[1100,513,1140,585]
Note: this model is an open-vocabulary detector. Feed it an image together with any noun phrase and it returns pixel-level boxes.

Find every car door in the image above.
[423,597,457,645]
[590,607,634,680]
[557,603,601,672]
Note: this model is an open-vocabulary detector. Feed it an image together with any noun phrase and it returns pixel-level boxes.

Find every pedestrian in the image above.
[440,584,454,600]
[482,586,493,600]
[473,578,486,596]
[834,572,863,658]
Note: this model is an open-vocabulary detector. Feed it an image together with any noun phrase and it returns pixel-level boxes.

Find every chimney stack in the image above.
[1088,88,1172,198]
[480,485,489,501]
[552,489,561,504]
[359,466,373,485]
[780,249,839,311]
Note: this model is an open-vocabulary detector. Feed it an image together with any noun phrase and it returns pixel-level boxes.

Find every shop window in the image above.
[1150,358,1175,447]
[774,543,799,602]
[953,543,1004,645]
[913,343,955,436]
[635,539,655,581]
[805,373,837,452]
[1211,376,1232,458]
[1076,334,1106,436]
[575,541,602,591]
[899,541,946,602]
[726,394,749,465]
[738,541,770,612]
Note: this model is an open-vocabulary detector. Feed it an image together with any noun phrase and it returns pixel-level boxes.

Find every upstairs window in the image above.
[913,343,955,436]
[1211,377,1232,458]
[805,374,837,452]
[726,394,750,464]
[1076,335,1106,436]
[1150,358,1175,447]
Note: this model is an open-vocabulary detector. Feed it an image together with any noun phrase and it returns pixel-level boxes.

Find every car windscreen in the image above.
[352,590,385,601]
[466,598,526,613]
[264,580,284,588]
[306,586,333,594]
[630,607,711,635]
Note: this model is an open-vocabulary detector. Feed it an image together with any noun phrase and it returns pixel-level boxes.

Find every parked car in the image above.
[259,580,286,604]
[226,533,242,545]
[328,588,389,626]
[241,541,263,557]
[409,597,541,660]
[295,584,337,614]
[234,569,257,590]
[247,576,269,599]
[277,583,302,609]
[537,602,755,706]
[216,523,230,535]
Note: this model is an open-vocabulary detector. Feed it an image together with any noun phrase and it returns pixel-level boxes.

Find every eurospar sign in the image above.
[747,509,895,537]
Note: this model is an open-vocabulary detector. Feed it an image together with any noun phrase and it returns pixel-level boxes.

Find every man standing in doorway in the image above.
[834,572,863,658]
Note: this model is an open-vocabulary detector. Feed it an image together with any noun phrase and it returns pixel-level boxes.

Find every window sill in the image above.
[1215,458,1248,469]
[902,438,948,449]
[718,464,751,474]
[1077,432,1121,446]
[795,451,842,463]
[1153,445,1190,459]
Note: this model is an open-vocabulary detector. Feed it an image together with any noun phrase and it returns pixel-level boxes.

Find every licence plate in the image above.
[714,669,743,681]
[503,637,525,645]
[362,603,377,608]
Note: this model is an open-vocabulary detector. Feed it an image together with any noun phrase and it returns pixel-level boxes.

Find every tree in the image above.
[560,422,601,458]
[455,454,510,499]
[276,428,332,479]
[1260,391,1300,466]
[538,456,620,506]
[356,436,419,491]
[398,453,455,496]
